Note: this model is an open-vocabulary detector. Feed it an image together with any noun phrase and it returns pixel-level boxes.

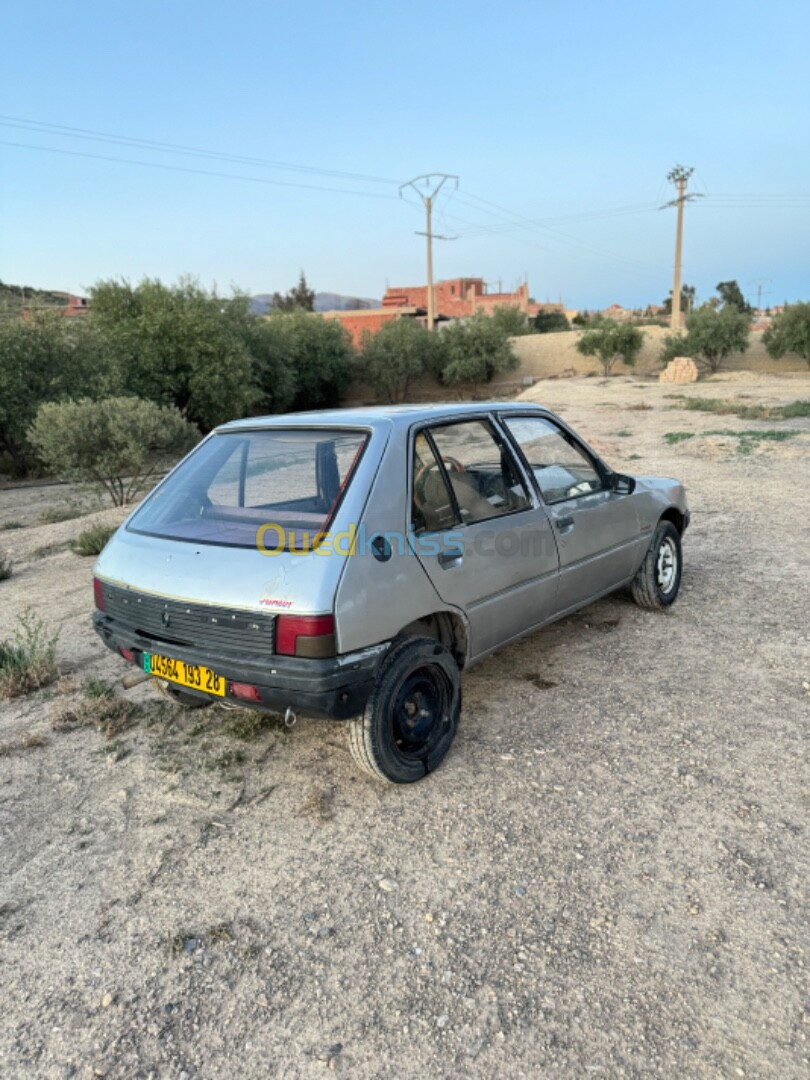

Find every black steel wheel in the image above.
[348,637,461,783]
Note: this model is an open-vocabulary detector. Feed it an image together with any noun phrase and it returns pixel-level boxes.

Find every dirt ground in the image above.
[1,374,808,1079]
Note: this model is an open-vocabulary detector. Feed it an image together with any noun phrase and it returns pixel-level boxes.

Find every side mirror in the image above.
[609,472,636,495]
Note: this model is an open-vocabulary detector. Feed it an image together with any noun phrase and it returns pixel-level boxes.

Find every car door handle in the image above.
[437,549,463,568]
[555,515,575,530]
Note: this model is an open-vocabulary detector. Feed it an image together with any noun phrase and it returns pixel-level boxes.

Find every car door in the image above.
[409,416,560,659]
[500,414,640,612]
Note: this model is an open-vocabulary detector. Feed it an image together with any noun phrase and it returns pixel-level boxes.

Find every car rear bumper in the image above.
[92,613,387,720]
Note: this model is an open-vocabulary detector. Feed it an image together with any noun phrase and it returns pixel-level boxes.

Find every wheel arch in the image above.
[659,506,686,535]
[395,610,469,669]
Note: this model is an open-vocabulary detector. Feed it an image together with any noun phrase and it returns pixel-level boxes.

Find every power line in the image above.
[0,113,401,186]
[0,139,401,200]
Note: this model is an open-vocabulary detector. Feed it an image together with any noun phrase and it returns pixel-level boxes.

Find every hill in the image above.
[250,292,380,316]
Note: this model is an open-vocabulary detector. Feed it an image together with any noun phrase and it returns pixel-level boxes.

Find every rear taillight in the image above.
[276,614,336,658]
[93,577,105,611]
[119,647,135,664]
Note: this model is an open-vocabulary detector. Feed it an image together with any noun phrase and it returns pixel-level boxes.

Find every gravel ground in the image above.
[0,375,808,1079]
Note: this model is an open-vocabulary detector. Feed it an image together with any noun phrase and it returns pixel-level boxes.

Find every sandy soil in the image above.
[1,374,808,1079]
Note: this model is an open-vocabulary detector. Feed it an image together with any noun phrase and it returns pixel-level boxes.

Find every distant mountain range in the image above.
[250,292,381,315]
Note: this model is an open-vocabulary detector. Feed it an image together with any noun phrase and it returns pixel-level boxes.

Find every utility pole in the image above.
[751,277,772,313]
[400,174,458,330]
[661,165,700,331]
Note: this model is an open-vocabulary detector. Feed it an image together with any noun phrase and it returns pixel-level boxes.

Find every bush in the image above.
[763,302,810,367]
[489,305,533,337]
[360,319,440,402]
[89,278,259,430]
[28,396,199,506]
[261,312,355,411]
[0,611,59,698]
[70,523,118,557]
[437,312,519,391]
[662,306,750,374]
[534,309,571,334]
[576,322,643,376]
[0,314,120,476]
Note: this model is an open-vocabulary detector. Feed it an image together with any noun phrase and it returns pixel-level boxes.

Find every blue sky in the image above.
[1,0,808,309]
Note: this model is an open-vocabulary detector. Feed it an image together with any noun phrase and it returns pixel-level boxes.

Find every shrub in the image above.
[0,611,59,698]
[360,318,440,402]
[70,523,118,557]
[661,306,750,374]
[0,313,120,476]
[763,302,810,368]
[576,322,643,376]
[261,311,355,411]
[534,309,571,333]
[490,305,533,337]
[438,311,519,391]
[28,396,199,506]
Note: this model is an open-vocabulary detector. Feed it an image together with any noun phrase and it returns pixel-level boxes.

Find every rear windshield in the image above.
[127,428,368,549]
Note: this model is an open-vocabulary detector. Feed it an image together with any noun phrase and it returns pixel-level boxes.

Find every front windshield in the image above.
[127,428,368,549]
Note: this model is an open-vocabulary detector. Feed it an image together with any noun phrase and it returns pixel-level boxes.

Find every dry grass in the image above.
[0,731,47,757]
[53,689,138,738]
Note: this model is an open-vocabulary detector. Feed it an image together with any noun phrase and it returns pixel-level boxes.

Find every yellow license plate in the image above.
[144,652,226,697]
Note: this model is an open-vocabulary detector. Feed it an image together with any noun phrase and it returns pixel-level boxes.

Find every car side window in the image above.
[503,416,604,504]
[411,432,457,534]
[414,419,529,529]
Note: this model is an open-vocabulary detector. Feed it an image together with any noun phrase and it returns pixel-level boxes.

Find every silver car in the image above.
[93,403,689,783]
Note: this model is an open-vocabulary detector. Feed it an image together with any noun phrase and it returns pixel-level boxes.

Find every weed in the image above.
[670,396,810,421]
[663,432,696,445]
[1,521,23,531]
[70,523,117,557]
[33,542,70,559]
[626,402,652,411]
[0,611,59,699]
[614,429,633,437]
[704,429,800,455]
[38,505,82,525]
[0,554,12,581]
[0,731,47,757]
[222,710,284,741]
[53,694,138,738]
[83,677,115,700]
[627,453,643,460]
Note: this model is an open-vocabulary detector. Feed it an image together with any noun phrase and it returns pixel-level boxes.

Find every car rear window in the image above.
[127,428,368,549]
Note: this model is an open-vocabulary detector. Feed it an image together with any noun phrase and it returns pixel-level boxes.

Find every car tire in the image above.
[631,520,683,610]
[347,636,461,783]
[160,683,213,709]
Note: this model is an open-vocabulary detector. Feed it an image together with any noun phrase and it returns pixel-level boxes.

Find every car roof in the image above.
[217,401,550,433]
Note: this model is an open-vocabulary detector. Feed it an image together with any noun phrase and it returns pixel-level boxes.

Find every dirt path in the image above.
[1,375,808,1079]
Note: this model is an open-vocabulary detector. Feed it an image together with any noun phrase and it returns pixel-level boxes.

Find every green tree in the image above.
[89,278,258,430]
[0,314,120,475]
[662,283,696,315]
[763,303,810,367]
[271,271,316,312]
[438,312,519,392]
[264,311,355,410]
[360,318,438,402]
[534,309,571,333]
[489,305,532,337]
[716,280,752,314]
[576,322,643,376]
[660,305,750,373]
[28,396,199,506]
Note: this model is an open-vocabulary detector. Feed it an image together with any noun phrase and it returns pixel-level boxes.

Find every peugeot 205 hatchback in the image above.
[93,403,690,783]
